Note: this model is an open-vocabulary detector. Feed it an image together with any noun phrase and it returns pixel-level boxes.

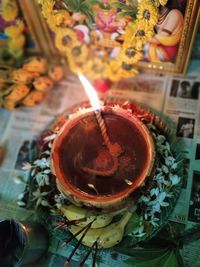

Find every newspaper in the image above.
[0,64,200,266]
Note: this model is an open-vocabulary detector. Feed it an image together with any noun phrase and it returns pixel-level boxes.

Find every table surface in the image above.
[1,61,200,266]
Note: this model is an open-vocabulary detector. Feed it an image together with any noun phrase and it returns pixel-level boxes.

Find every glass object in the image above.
[0,219,49,267]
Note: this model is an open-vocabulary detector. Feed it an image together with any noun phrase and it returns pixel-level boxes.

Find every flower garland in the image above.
[16,101,182,244]
[0,57,64,110]
[37,0,168,81]
[1,0,26,60]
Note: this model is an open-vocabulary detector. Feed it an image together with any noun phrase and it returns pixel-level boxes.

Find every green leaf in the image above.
[175,249,186,267]
[124,213,140,235]
[111,2,131,11]
[117,247,169,260]
[85,0,100,5]
[64,0,81,12]
[125,250,170,267]
[117,11,136,18]
[162,250,178,267]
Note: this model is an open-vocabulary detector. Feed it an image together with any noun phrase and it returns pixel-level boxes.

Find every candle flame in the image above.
[78,73,100,111]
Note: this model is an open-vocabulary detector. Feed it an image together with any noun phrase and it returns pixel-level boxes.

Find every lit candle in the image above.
[51,77,155,209]
[78,74,111,151]
[78,74,122,160]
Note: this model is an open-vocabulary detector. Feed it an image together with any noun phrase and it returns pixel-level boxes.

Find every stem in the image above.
[79,241,97,267]
[60,220,94,248]
[64,222,93,266]
[92,241,98,267]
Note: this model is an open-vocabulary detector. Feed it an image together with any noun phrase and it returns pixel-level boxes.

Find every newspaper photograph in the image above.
[0,63,200,266]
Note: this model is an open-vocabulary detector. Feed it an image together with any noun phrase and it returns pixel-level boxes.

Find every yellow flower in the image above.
[9,34,25,50]
[67,43,89,64]
[55,28,77,53]
[5,21,25,37]
[52,10,72,27]
[33,76,53,92]
[137,0,159,27]
[123,21,154,50]
[151,0,160,7]
[23,91,45,107]
[68,59,83,74]
[38,0,55,19]
[119,45,143,64]
[10,69,36,84]
[23,57,48,74]
[107,61,123,82]
[123,22,138,45]
[2,0,18,22]
[134,22,155,50]
[5,84,30,101]
[118,62,138,79]
[107,60,138,81]
[84,58,108,80]
[3,100,16,110]
[159,0,168,6]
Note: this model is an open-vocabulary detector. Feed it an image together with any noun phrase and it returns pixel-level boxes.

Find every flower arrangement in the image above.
[37,0,168,81]
[1,0,26,61]
[15,99,183,266]
[0,57,64,110]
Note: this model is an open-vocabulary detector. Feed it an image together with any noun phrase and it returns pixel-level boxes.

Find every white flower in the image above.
[13,176,26,185]
[17,201,26,207]
[170,174,181,186]
[17,193,25,200]
[171,162,178,170]
[22,162,33,170]
[43,133,57,143]
[149,192,169,212]
[41,200,50,207]
[34,158,50,169]
[150,188,159,197]
[32,189,51,208]
[150,215,159,227]
[165,156,175,167]
[139,195,150,203]
[35,172,50,186]
[157,135,166,145]
[41,150,51,156]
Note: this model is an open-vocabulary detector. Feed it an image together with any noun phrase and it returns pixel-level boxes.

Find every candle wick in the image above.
[95,110,111,149]
[81,109,123,177]
[95,110,122,158]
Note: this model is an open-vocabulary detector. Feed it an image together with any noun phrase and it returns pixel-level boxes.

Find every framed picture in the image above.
[137,0,200,75]
[2,0,199,77]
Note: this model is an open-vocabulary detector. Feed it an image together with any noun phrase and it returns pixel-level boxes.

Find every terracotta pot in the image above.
[51,106,155,210]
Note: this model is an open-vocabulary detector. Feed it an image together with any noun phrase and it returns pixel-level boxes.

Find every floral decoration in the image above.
[0,57,64,110]
[16,99,182,244]
[1,0,26,60]
[37,0,168,81]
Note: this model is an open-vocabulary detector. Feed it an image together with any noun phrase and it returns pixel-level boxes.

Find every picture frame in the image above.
[1,0,199,76]
[19,0,57,59]
[136,0,200,75]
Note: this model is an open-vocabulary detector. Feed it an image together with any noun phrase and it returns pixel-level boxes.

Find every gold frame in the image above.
[136,0,200,75]
[19,0,56,59]
[19,0,200,75]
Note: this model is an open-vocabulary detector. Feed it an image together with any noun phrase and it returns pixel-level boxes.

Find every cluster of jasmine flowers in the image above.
[15,123,181,240]
[132,125,181,238]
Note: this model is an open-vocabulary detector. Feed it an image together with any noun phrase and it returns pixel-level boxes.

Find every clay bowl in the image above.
[51,107,155,210]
